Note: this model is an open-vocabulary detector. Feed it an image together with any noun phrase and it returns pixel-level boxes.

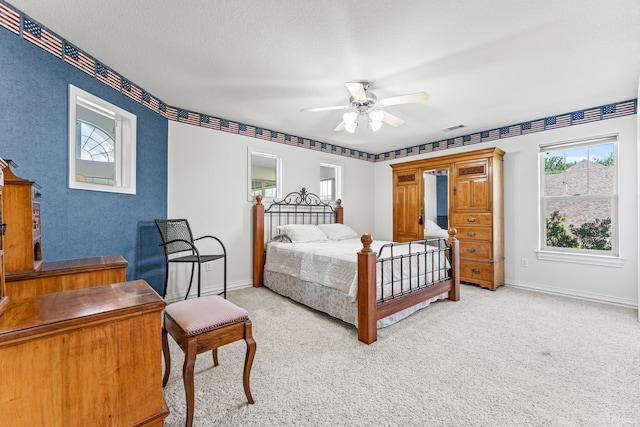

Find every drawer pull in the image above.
[472,268,481,274]
[466,248,476,253]
[466,231,476,237]
[467,217,476,222]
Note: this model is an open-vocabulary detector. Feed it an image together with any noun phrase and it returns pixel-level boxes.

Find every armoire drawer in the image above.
[452,213,492,226]
[455,226,492,241]
[460,261,494,282]
[459,241,492,260]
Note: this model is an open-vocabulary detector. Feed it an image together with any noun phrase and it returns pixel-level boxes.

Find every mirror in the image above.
[319,163,342,201]
[249,151,281,200]
[423,168,449,231]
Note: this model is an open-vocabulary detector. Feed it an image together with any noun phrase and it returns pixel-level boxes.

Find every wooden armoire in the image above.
[391,147,505,291]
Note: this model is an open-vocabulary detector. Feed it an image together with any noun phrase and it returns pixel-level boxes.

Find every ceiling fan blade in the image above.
[345,82,367,101]
[301,105,348,113]
[334,121,346,131]
[379,92,429,107]
[382,111,405,127]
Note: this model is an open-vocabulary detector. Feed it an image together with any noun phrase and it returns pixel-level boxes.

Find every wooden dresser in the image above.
[391,147,505,291]
[0,280,168,426]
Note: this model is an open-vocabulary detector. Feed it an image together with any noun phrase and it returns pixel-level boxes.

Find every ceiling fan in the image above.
[300,81,429,133]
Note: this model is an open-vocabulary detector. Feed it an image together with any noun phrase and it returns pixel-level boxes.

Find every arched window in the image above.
[68,84,136,194]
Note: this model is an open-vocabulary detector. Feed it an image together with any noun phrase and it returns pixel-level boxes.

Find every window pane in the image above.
[588,143,614,195]
[543,150,566,196]
[563,146,587,196]
[545,198,613,251]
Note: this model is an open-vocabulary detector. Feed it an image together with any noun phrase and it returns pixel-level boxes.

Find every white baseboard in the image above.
[164,280,254,303]
[505,280,638,309]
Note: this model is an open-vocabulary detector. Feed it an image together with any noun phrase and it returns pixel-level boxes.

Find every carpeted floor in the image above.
[161,284,640,426]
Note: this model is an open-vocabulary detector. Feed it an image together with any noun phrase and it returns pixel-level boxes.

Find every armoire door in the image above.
[393,168,422,242]
[452,159,490,212]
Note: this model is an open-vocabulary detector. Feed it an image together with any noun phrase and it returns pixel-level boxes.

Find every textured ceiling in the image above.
[8,0,640,154]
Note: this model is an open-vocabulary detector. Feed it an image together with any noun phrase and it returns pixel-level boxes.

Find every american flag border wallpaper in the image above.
[0,1,636,164]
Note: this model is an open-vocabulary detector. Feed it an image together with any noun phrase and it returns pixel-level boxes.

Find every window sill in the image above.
[535,250,625,268]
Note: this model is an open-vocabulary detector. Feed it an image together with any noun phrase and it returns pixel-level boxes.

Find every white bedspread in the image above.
[264,238,450,302]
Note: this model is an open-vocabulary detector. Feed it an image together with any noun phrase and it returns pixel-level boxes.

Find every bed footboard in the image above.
[357,230,460,344]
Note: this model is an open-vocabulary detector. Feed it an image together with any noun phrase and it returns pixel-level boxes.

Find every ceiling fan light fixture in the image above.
[368,109,384,123]
[343,110,358,124]
[369,120,383,132]
[345,122,358,133]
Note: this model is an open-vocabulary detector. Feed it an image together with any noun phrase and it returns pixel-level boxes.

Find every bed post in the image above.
[334,199,343,224]
[357,233,377,344]
[253,195,264,287]
[447,228,460,301]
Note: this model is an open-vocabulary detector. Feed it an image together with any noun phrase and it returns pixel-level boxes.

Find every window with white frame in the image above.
[540,135,618,256]
[68,85,137,194]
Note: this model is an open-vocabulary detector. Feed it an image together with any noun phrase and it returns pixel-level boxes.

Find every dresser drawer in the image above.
[456,226,492,241]
[460,261,494,282]
[459,241,492,259]
[452,213,492,226]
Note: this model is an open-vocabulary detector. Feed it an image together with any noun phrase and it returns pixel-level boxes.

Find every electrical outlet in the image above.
[205,263,212,272]
[521,258,528,267]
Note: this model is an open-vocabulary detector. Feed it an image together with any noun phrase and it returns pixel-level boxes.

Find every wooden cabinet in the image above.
[0,159,7,315]
[2,160,42,273]
[0,280,168,426]
[391,147,505,291]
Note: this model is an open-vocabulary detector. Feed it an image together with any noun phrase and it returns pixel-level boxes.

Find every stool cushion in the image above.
[165,296,249,337]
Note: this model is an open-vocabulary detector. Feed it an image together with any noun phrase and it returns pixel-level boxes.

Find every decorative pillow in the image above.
[317,223,359,240]
[276,224,327,243]
[271,234,292,243]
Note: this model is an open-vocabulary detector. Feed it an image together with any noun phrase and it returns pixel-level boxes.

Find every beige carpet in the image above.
[161,284,640,426]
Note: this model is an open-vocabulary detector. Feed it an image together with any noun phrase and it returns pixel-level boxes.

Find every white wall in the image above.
[374,116,638,306]
[167,122,375,300]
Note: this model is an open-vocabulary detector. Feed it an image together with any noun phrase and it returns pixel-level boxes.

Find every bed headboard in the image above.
[263,188,342,242]
[252,187,343,287]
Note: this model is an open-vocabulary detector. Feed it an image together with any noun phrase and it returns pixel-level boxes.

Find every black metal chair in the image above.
[155,219,227,300]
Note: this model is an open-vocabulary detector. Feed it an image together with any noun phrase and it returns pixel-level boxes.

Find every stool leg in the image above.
[212,348,219,367]
[243,320,256,404]
[162,325,171,387]
[183,339,197,427]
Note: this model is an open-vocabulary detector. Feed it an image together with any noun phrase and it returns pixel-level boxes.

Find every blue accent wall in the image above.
[0,29,168,293]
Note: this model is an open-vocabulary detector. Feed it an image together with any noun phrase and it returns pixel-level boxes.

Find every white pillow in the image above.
[276,224,327,243]
[317,223,358,240]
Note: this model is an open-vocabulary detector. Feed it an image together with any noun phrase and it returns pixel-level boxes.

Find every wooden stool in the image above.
[162,295,256,427]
